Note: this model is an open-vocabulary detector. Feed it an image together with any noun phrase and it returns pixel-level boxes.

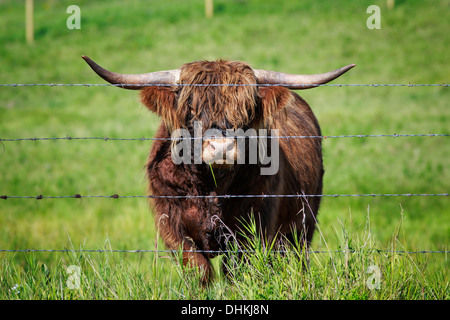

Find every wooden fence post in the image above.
[387,0,395,9]
[25,0,34,44]
[205,0,213,18]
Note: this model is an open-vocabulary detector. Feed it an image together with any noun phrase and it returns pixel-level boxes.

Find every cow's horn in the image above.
[254,64,356,90]
[82,55,180,90]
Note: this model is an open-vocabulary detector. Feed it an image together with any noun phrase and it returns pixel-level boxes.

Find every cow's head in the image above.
[82,56,354,168]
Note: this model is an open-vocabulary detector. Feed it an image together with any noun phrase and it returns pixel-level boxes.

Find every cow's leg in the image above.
[154,209,214,285]
[182,241,214,286]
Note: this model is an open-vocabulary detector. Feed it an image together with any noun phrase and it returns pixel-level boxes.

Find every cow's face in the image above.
[176,60,259,167]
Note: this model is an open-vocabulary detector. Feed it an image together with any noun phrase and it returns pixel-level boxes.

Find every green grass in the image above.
[0,0,449,299]
[1,217,448,300]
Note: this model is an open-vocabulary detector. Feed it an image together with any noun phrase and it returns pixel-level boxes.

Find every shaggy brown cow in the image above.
[82,56,354,284]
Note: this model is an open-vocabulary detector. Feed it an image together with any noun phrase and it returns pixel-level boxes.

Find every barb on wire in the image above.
[1,133,449,142]
[0,83,449,87]
[0,193,448,200]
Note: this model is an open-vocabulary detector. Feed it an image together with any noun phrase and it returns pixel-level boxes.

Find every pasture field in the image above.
[0,0,448,300]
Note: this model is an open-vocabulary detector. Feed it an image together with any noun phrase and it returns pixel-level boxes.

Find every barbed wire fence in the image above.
[1,82,448,255]
[0,249,448,254]
[1,133,449,142]
[0,83,448,87]
[1,193,449,200]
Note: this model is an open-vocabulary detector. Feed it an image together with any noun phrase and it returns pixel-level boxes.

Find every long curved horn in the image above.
[254,64,356,89]
[82,55,180,90]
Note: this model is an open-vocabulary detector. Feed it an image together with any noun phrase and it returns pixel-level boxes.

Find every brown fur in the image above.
[141,60,323,285]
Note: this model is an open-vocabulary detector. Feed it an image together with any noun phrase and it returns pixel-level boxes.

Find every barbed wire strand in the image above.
[0,83,448,87]
[1,133,449,142]
[1,193,448,200]
[0,248,447,254]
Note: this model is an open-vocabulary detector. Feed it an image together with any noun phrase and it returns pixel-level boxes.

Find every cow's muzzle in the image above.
[202,137,237,167]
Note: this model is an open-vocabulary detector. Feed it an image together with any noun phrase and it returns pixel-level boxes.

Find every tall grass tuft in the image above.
[208,214,448,300]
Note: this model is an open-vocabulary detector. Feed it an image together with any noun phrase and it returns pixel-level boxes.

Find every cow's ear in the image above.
[140,87,176,114]
[140,87,178,129]
[258,86,294,126]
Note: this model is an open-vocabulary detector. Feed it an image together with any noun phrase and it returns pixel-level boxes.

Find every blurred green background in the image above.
[0,0,448,265]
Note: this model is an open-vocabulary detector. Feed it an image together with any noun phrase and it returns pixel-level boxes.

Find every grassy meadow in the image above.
[0,0,448,299]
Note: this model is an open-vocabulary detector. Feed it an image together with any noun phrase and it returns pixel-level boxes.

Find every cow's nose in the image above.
[206,137,234,153]
[202,137,237,166]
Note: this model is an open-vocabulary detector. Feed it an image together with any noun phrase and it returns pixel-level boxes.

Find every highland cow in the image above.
[83,56,355,284]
